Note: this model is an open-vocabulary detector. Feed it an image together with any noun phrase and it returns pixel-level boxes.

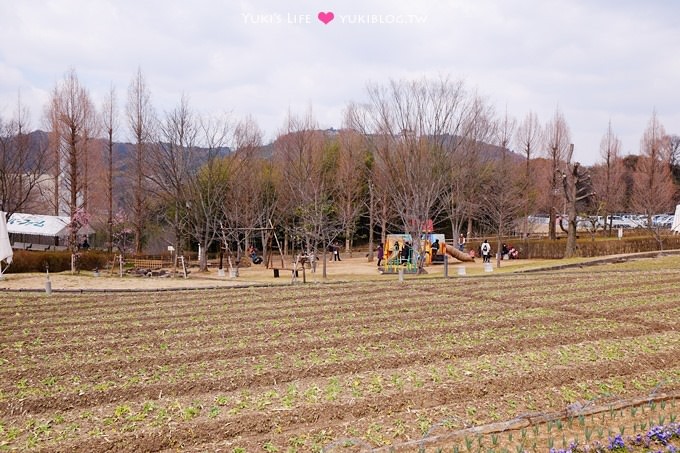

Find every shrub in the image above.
[467,234,680,259]
[5,250,111,273]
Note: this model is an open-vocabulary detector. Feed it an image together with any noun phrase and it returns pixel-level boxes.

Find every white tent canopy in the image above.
[0,211,13,275]
[7,213,94,238]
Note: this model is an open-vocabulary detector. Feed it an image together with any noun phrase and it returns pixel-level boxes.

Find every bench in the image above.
[271,267,299,278]
[271,254,313,278]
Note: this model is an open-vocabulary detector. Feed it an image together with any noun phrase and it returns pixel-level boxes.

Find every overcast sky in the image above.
[1,0,678,164]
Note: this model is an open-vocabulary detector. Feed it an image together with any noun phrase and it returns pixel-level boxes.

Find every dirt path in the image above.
[0,254,548,292]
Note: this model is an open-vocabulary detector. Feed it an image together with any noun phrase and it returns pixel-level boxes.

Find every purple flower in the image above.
[608,434,626,451]
[648,425,672,445]
[673,423,680,436]
[632,434,644,445]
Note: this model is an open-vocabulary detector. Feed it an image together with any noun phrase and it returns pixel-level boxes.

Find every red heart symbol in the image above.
[318,11,335,24]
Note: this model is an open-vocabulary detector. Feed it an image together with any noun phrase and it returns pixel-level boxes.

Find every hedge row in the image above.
[468,234,680,259]
[4,250,111,273]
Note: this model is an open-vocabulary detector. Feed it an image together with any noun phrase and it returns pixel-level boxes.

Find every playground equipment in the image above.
[378,233,474,275]
[381,234,418,274]
[443,243,475,262]
[217,219,285,277]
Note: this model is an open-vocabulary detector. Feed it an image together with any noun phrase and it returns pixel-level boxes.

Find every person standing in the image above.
[480,239,491,263]
[376,243,384,266]
[457,233,466,251]
[401,241,411,264]
[332,242,341,261]
[430,239,439,262]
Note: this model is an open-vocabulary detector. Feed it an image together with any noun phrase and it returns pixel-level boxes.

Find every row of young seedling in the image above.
[418,398,680,453]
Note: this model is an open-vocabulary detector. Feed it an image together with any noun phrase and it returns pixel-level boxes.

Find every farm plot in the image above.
[1,261,679,452]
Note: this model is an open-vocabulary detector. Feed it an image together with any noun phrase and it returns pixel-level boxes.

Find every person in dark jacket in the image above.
[401,241,411,264]
[430,239,440,262]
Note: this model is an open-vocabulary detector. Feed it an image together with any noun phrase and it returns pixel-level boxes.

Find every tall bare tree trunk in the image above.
[107,138,113,252]
[48,69,95,251]
[101,85,118,254]
[367,182,375,262]
[133,143,144,253]
[49,100,61,216]
[126,68,154,255]
[544,108,571,241]
[563,145,578,258]
[68,128,78,249]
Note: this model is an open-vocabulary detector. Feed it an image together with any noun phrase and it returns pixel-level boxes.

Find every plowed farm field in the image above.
[1,257,680,452]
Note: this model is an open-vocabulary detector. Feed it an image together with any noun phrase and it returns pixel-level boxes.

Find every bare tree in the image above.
[592,121,626,235]
[0,93,51,217]
[47,68,96,250]
[274,109,341,278]
[101,84,118,253]
[559,144,594,258]
[335,126,368,256]
[147,94,198,258]
[229,116,265,242]
[256,159,280,266]
[543,108,571,240]
[222,116,279,267]
[222,115,267,265]
[665,134,680,195]
[491,109,517,267]
[478,153,523,264]
[515,111,543,237]
[632,111,676,249]
[186,114,232,272]
[351,76,471,272]
[346,103,394,259]
[80,96,99,214]
[44,91,61,216]
[126,68,156,253]
[444,94,494,240]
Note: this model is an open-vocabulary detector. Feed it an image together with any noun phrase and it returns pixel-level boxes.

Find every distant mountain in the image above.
[24,129,520,167]
[25,130,231,167]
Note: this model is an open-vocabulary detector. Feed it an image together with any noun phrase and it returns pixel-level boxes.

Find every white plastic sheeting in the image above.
[0,211,13,274]
[672,204,680,233]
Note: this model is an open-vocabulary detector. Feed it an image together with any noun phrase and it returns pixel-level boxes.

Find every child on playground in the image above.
[430,239,439,262]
